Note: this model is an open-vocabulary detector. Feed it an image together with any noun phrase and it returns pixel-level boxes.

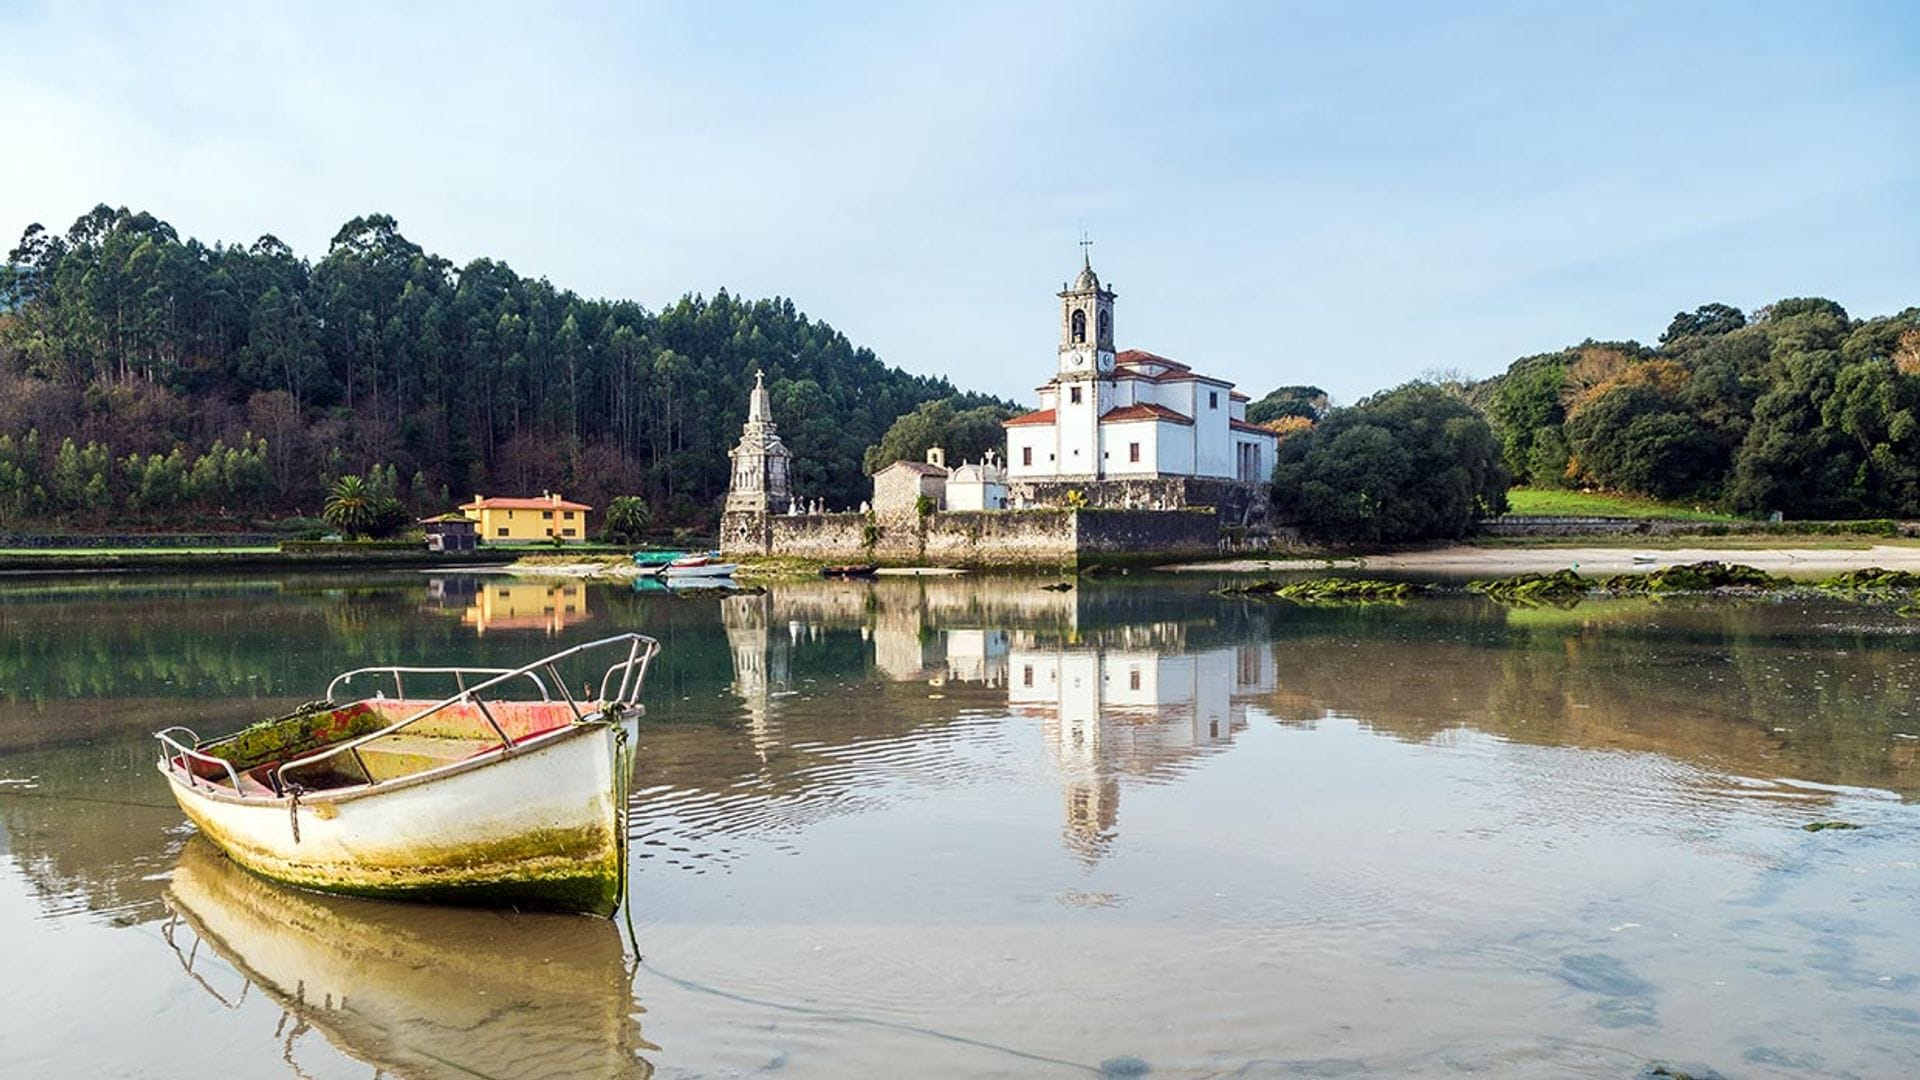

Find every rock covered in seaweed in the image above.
[1468,569,1592,607]
[1601,561,1780,594]
[1218,578,1423,603]
[1816,568,1920,592]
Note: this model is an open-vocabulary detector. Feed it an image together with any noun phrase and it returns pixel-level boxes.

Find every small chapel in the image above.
[1002,255,1276,487]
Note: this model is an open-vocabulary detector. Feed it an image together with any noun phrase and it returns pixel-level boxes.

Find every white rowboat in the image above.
[155,633,659,916]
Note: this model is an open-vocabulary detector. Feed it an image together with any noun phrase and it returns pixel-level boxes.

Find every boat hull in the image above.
[162,722,625,916]
[661,564,737,580]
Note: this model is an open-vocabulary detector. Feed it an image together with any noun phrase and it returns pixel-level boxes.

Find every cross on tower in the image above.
[1078,231,1093,265]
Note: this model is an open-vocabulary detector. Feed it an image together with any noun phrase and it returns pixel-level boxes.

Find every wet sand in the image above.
[1170,543,1920,576]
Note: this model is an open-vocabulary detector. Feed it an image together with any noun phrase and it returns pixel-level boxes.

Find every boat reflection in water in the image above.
[162,838,655,1078]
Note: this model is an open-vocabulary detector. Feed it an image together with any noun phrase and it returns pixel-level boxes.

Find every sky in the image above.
[2,1,1916,404]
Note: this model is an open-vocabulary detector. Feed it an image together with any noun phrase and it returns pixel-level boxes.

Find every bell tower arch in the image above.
[1058,246,1116,379]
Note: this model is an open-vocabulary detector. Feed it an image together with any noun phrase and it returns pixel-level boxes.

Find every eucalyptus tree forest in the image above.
[0,204,997,531]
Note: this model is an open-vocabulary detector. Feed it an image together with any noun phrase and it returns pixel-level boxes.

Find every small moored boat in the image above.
[631,549,689,568]
[819,563,879,579]
[659,554,738,581]
[155,633,659,917]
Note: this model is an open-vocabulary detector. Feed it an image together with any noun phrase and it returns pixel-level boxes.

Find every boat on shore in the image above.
[155,633,659,917]
[631,549,689,569]
[658,553,738,581]
[819,562,879,579]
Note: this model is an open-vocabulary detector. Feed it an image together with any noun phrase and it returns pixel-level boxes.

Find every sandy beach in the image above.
[1170,543,1920,577]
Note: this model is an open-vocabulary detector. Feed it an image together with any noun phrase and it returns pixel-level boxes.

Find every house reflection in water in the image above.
[441,579,593,635]
[1010,633,1276,860]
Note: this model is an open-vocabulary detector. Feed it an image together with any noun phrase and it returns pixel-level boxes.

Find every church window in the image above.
[1129,442,1140,463]
[1071,309,1086,343]
[1210,391,1219,409]
[1022,447,1032,467]
[1069,385,1082,405]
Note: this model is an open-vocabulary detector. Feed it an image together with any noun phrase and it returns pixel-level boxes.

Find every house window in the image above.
[1129,442,1140,463]
[496,528,508,537]
[1022,447,1033,467]
[1069,385,1082,405]
[1129,668,1140,690]
[564,511,575,520]
[1210,391,1219,409]
[542,510,553,519]
[1023,665,1033,687]
[563,528,577,537]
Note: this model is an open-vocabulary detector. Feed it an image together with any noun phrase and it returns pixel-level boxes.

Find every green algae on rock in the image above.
[1217,578,1422,603]
[1602,561,1781,594]
[1468,569,1592,607]
[1816,568,1920,592]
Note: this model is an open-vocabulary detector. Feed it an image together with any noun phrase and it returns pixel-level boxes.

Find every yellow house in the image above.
[459,492,593,544]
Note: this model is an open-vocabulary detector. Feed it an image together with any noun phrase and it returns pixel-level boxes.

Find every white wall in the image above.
[1193,381,1232,478]
[1055,377,1105,477]
[1099,420,1160,476]
[948,478,1008,510]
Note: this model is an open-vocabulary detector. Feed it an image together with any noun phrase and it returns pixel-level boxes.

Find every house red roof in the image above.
[1114,349,1190,372]
[1004,409,1057,427]
[1230,391,1250,402]
[1230,419,1278,436]
[1101,403,1194,426]
[461,495,592,512]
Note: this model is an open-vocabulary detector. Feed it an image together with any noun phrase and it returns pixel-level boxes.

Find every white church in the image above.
[1003,256,1277,485]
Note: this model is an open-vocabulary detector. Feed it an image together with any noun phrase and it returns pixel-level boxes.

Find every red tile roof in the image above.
[1230,391,1250,402]
[1114,349,1190,372]
[1230,419,1278,436]
[1004,409,1057,427]
[461,495,592,511]
[1101,403,1194,426]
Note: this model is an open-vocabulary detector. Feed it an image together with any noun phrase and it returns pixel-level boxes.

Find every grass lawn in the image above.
[1503,487,1738,522]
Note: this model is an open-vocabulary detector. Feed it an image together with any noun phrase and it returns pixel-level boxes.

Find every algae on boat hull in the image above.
[208,702,386,771]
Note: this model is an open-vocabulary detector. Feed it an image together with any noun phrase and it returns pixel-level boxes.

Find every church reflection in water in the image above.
[720,579,1272,858]
[1010,633,1273,859]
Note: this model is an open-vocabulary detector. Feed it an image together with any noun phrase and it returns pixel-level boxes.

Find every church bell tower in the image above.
[1058,248,1116,380]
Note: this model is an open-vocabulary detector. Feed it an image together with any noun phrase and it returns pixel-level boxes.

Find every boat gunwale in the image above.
[159,711,627,809]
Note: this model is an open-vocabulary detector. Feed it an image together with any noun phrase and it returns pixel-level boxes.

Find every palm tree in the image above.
[322,474,375,537]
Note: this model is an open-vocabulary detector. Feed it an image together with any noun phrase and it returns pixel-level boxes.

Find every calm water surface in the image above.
[1,572,1918,1078]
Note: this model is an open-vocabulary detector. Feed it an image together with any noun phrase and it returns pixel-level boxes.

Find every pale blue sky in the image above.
[2,1,1915,403]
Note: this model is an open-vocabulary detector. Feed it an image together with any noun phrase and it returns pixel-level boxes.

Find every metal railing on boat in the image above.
[157,633,660,797]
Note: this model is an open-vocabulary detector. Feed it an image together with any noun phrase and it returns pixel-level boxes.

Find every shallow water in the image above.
[1,572,1918,1078]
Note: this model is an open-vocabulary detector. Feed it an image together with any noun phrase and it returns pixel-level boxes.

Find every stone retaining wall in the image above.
[723,507,1223,567]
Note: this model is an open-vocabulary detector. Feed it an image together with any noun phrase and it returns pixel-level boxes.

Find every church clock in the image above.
[1057,248,1116,380]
